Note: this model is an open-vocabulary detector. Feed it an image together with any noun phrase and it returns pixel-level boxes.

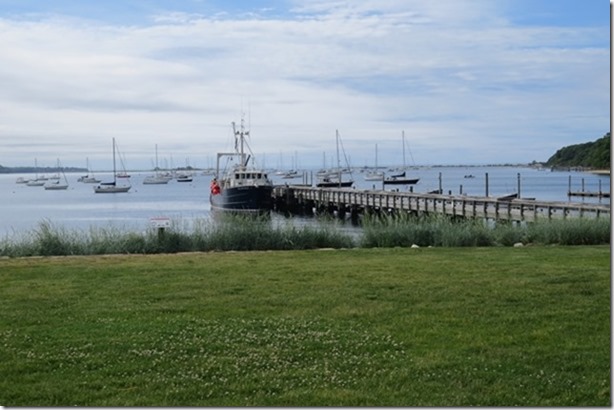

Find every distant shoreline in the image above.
[0,163,610,175]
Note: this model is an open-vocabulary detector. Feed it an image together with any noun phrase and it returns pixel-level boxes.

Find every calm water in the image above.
[1,166,609,239]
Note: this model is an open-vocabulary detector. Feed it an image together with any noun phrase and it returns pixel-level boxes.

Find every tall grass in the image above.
[0,216,355,257]
[361,214,495,247]
[360,213,610,248]
[0,214,609,257]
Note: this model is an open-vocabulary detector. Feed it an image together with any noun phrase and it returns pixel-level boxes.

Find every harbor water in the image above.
[0,166,609,240]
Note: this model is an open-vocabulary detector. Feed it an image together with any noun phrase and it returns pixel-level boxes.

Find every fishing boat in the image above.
[383,130,420,186]
[209,118,273,213]
[94,138,131,193]
[316,130,354,188]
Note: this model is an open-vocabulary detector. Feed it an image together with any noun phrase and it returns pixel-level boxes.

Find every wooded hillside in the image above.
[545,133,610,169]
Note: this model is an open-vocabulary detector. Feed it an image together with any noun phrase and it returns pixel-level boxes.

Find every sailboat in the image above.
[44,159,69,190]
[143,144,171,184]
[210,117,273,213]
[94,138,131,193]
[383,130,420,186]
[78,158,101,183]
[26,158,46,186]
[364,143,384,181]
[316,130,354,188]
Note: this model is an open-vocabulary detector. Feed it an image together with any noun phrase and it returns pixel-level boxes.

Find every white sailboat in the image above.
[316,130,354,188]
[143,144,171,185]
[94,138,131,193]
[364,143,384,181]
[44,159,69,190]
[26,158,45,186]
[383,130,420,186]
[78,158,101,183]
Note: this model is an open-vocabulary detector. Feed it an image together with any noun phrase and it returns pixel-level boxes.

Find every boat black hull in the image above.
[316,181,354,188]
[383,178,420,185]
[210,185,273,213]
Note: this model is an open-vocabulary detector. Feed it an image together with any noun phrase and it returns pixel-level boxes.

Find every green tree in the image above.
[546,133,610,168]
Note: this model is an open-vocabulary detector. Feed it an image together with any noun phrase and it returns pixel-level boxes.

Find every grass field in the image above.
[0,246,610,406]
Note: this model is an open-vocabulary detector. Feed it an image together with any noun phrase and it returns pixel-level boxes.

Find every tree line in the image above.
[545,132,610,169]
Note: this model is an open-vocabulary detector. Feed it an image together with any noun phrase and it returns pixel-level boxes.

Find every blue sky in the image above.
[0,0,609,169]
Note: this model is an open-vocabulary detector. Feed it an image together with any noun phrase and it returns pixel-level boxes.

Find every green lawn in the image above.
[0,246,610,406]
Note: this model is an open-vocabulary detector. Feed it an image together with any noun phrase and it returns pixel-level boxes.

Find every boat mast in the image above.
[112,138,117,184]
[402,130,406,169]
[232,117,249,169]
[155,144,159,175]
[336,129,341,187]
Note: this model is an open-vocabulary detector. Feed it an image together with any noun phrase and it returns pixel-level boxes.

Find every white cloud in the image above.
[0,0,608,169]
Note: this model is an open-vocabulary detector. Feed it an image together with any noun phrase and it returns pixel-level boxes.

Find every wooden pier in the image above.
[272,185,610,223]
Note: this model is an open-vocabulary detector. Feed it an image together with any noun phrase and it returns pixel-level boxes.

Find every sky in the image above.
[0,0,609,170]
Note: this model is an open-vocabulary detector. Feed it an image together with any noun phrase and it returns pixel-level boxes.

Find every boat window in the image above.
[235,173,239,179]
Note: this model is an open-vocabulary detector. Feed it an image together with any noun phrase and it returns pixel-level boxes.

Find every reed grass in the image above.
[360,213,609,248]
[0,216,355,257]
[0,213,609,257]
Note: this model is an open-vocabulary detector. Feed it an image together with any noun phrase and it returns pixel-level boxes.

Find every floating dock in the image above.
[568,191,610,198]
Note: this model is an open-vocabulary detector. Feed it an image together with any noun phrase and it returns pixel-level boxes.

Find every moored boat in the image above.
[315,130,354,188]
[25,158,45,186]
[382,130,420,186]
[364,143,384,181]
[176,173,193,182]
[383,170,420,185]
[94,138,131,193]
[143,144,170,185]
[316,177,354,188]
[44,159,69,190]
[210,118,273,213]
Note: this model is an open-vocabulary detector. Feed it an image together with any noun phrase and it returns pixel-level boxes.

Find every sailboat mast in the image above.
[112,138,117,183]
[336,129,341,186]
[335,130,340,170]
[402,130,406,169]
[155,144,159,174]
